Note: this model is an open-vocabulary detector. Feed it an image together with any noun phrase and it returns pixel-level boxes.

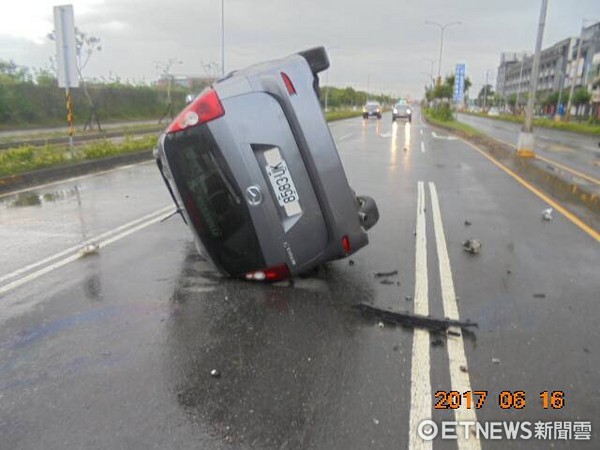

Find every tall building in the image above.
[496,20,600,115]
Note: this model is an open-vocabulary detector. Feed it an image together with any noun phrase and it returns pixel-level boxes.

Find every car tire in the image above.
[299,47,330,74]
[363,114,368,119]
[357,195,379,231]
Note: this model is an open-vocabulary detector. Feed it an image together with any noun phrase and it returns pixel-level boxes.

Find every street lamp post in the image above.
[516,0,548,158]
[422,57,436,88]
[425,20,461,86]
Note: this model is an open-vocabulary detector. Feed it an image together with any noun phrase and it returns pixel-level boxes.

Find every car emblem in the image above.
[245,185,263,206]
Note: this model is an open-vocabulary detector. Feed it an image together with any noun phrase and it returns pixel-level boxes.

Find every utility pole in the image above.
[482,71,489,111]
[324,70,329,112]
[565,22,584,122]
[514,53,526,113]
[516,0,547,158]
[555,72,565,120]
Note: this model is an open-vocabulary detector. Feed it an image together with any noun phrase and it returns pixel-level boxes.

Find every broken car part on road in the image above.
[353,303,478,332]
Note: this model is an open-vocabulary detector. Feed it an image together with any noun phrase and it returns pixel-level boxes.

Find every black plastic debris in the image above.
[464,220,472,226]
[533,293,546,298]
[462,239,481,255]
[405,296,413,302]
[353,303,478,332]
[431,338,444,347]
[348,259,355,266]
[379,279,395,285]
[447,330,461,337]
[460,365,468,373]
[374,270,399,278]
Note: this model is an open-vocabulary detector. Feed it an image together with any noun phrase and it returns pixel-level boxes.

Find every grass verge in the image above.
[325,110,364,121]
[423,109,483,138]
[460,111,600,136]
[0,110,364,178]
[0,135,158,177]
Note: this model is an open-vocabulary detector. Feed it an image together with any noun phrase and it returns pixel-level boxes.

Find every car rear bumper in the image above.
[156,50,373,278]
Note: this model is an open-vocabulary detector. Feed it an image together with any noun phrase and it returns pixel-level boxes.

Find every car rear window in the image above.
[163,126,265,275]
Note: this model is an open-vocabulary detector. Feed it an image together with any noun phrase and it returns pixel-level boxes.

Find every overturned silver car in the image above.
[154,47,379,281]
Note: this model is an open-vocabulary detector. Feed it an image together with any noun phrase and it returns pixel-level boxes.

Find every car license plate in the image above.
[264,147,301,217]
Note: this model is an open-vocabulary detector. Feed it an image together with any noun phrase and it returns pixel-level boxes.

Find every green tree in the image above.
[572,87,592,120]
[0,60,30,83]
[477,84,494,107]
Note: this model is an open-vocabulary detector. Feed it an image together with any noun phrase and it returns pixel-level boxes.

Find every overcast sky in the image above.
[1,0,599,99]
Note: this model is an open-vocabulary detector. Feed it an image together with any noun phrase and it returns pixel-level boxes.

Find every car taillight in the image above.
[244,264,290,281]
[342,235,351,254]
[166,89,225,133]
[281,72,297,95]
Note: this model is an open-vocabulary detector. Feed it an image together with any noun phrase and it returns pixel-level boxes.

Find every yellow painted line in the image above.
[480,133,600,186]
[536,155,600,186]
[460,138,600,242]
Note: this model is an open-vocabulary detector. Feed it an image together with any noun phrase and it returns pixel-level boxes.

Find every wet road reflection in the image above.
[164,245,389,448]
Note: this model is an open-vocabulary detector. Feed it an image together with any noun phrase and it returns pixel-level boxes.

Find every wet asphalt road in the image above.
[456,113,600,182]
[0,108,599,449]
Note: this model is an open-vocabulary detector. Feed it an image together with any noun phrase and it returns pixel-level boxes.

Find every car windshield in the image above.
[163,127,265,274]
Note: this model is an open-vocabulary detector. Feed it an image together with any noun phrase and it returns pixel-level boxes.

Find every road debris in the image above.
[431,338,444,347]
[542,208,553,221]
[79,243,99,257]
[447,330,461,337]
[492,358,501,364]
[460,365,468,373]
[379,279,396,285]
[210,369,221,378]
[405,296,413,302]
[348,259,355,266]
[533,293,546,299]
[462,239,481,255]
[464,220,472,226]
[377,321,385,329]
[374,270,398,278]
[354,303,478,332]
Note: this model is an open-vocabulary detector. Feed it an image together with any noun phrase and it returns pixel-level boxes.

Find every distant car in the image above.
[392,103,412,122]
[154,47,379,282]
[363,101,382,119]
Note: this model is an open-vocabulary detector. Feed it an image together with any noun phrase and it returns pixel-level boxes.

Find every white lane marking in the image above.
[0,160,154,199]
[0,208,175,296]
[408,181,431,450]
[0,205,173,284]
[420,129,423,136]
[431,131,458,141]
[380,132,393,138]
[338,133,354,141]
[421,142,426,153]
[429,182,480,450]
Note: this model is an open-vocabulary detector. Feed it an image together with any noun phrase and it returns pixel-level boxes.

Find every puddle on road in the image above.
[3,188,78,209]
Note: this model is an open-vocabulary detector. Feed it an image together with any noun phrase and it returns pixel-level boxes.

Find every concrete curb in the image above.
[0,150,154,194]
[423,118,600,220]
